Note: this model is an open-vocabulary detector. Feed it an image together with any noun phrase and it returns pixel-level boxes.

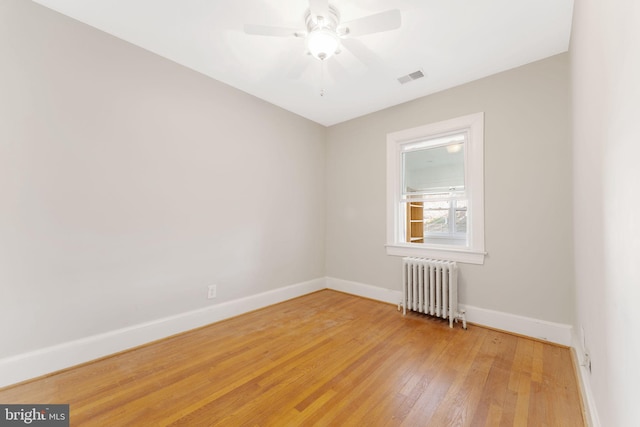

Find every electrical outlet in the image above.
[207,285,217,299]
[580,325,591,373]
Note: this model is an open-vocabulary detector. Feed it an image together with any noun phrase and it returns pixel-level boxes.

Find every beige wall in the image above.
[571,0,640,425]
[326,54,574,324]
[0,0,326,358]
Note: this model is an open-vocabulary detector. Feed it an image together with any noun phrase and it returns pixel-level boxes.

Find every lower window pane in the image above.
[455,210,467,233]
[455,200,467,234]
[424,201,450,233]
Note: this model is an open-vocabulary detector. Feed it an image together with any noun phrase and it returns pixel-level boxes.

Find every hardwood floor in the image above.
[0,290,585,426]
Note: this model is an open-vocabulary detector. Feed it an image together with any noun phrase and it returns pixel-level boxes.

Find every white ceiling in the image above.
[32,0,574,126]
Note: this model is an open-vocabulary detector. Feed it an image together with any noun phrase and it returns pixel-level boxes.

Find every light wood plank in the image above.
[0,290,585,426]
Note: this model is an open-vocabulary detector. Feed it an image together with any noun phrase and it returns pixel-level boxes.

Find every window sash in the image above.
[401,196,468,241]
[401,133,467,196]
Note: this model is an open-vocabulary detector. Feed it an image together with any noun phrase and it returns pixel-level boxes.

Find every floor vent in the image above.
[397,69,425,84]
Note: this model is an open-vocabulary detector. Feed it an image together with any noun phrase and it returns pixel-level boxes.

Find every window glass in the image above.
[403,138,465,195]
[401,134,468,244]
[424,200,451,233]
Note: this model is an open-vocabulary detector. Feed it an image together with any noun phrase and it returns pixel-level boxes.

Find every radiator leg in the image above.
[449,311,467,329]
[399,302,406,316]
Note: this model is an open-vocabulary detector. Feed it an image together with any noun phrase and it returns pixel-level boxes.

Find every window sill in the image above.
[385,244,486,265]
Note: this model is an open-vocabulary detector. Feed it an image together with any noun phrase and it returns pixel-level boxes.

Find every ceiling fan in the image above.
[244,0,401,62]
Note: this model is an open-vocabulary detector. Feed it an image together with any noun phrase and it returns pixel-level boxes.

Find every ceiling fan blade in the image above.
[287,57,312,79]
[342,9,401,37]
[341,38,386,70]
[308,0,329,19]
[327,57,351,81]
[244,24,300,37]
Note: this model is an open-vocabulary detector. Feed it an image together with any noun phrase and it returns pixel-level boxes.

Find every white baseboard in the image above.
[571,332,601,427]
[0,278,325,388]
[325,277,572,346]
[459,304,573,346]
[326,277,402,305]
[0,277,578,390]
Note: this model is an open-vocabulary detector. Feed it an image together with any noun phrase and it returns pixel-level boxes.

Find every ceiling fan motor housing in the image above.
[304,5,342,60]
[305,4,340,32]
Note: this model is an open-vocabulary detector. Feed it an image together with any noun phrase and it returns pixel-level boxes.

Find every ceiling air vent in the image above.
[397,69,425,85]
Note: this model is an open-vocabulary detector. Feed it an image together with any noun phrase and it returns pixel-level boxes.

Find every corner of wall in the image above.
[571,329,601,427]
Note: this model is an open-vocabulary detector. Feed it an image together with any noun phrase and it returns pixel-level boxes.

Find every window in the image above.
[386,113,485,264]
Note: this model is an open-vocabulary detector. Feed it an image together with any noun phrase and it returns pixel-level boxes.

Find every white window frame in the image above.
[386,112,485,264]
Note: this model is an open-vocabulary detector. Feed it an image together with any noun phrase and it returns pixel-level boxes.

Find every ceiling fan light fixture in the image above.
[306,28,340,61]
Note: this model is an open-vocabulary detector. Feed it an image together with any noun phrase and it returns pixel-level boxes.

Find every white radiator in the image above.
[400,257,467,329]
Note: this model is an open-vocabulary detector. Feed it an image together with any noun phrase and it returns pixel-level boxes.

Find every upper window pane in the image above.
[402,134,466,195]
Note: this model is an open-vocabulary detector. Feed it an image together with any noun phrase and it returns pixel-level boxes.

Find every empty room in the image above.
[0,0,638,426]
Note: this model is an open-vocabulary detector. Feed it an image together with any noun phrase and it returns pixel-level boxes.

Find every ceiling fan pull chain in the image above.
[320,60,326,97]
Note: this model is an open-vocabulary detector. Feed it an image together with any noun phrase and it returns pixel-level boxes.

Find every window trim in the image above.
[386,113,486,264]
